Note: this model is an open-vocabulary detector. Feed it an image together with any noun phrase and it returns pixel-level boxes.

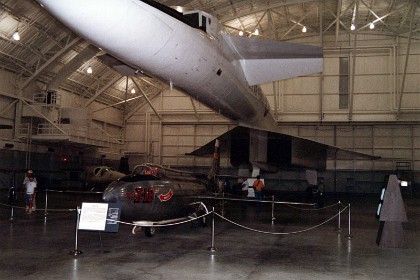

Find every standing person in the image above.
[223,178,231,194]
[23,174,37,213]
[241,178,249,197]
[22,170,37,211]
[253,175,265,201]
[317,179,325,208]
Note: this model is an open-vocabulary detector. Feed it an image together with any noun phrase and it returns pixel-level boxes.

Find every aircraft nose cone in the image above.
[102,185,118,203]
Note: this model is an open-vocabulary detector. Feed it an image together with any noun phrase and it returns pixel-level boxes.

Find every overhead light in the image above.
[176,6,183,13]
[131,88,136,94]
[87,66,92,74]
[12,30,20,41]
[302,26,307,33]
[350,23,356,31]
[369,22,375,29]
[239,30,244,36]
[254,29,259,35]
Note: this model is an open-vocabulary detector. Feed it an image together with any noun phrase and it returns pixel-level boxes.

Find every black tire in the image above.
[145,227,156,237]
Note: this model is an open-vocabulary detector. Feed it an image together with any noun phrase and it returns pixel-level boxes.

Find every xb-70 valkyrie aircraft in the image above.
[36,0,379,235]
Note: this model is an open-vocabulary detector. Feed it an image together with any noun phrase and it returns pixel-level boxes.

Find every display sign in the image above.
[79,203,109,231]
[104,203,122,233]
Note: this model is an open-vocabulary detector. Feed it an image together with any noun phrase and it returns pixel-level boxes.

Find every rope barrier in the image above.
[269,194,339,211]
[0,202,76,212]
[45,189,103,195]
[110,211,212,227]
[214,205,349,235]
[1,197,350,238]
[284,201,340,211]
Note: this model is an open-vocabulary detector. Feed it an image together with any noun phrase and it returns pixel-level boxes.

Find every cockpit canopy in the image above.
[183,10,222,38]
[132,164,162,178]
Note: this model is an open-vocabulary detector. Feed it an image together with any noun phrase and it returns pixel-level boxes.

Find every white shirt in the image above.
[23,176,37,185]
[26,181,37,194]
[241,180,249,191]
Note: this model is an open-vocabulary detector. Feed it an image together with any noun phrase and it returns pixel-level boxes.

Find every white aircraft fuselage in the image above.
[36,0,319,129]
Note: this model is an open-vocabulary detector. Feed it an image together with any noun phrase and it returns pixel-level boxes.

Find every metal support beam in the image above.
[125,90,162,121]
[396,0,416,119]
[348,0,359,121]
[335,0,342,46]
[319,1,324,121]
[190,98,200,120]
[0,100,18,116]
[48,44,100,91]
[281,14,307,39]
[21,38,80,90]
[84,75,122,107]
[131,79,162,120]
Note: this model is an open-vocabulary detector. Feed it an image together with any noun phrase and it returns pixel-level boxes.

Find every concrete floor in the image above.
[0,190,419,280]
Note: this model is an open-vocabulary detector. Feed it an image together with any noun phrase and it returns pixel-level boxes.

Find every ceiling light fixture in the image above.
[131,88,136,94]
[87,66,92,74]
[302,26,307,33]
[369,22,375,29]
[176,6,183,13]
[12,30,20,41]
[239,30,244,36]
[350,23,356,31]
[254,29,259,35]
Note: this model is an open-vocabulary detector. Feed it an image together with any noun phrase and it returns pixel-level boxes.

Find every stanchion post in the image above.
[346,203,353,239]
[208,207,217,252]
[271,195,276,222]
[70,206,83,256]
[10,205,14,221]
[221,193,225,216]
[336,201,341,231]
[9,173,16,221]
[44,189,49,216]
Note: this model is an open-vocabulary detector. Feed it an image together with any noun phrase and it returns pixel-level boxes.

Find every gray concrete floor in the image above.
[0,190,419,280]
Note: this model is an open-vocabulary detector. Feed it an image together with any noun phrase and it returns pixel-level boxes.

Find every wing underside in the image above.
[186,126,380,171]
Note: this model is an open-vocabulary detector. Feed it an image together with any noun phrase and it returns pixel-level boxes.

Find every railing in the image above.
[35,123,123,147]
[18,123,30,137]
[32,91,61,107]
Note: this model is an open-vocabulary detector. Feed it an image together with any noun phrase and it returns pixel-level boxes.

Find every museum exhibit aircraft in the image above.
[83,166,126,191]
[102,140,313,237]
[35,0,378,174]
[103,163,212,237]
[35,0,379,235]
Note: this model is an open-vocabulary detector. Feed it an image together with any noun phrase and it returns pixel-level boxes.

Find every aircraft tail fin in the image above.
[224,34,323,86]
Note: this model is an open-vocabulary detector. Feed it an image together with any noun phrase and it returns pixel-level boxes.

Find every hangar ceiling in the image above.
[0,0,419,115]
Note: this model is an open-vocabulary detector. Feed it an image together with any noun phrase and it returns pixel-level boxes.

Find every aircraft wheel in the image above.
[145,227,156,237]
[132,226,142,235]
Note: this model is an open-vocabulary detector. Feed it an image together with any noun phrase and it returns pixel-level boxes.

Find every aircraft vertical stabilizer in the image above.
[224,35,323,86]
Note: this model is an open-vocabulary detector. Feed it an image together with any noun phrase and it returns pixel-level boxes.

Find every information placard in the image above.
[104,203,122,233]
[79,203,108,231]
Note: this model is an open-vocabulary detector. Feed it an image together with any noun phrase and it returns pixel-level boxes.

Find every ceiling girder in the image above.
[22,37,80,90]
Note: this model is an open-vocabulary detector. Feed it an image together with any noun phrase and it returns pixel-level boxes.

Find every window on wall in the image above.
[339,57,349,109]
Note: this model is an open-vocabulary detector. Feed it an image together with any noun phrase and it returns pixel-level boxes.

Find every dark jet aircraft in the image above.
[102,163,213,237]
[83,166,126,191]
